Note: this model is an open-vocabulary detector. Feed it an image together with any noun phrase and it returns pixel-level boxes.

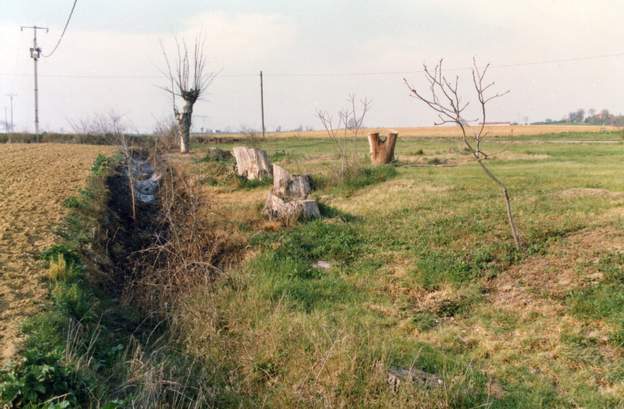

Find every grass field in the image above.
[0,144,113,364]
[166,130,624,407]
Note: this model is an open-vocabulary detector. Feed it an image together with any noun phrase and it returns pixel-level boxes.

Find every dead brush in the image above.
[123,161,242,319]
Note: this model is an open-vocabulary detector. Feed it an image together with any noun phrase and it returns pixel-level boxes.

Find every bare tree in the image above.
[161,36,216,154]
[317,94,370,180]
[403,59,522,249]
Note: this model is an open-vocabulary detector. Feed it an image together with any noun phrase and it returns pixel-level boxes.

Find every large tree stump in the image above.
[264,164,320,221]
[273,165,313,200]
[232,147,272,180]
[368,131,398,165]
[264,192,320,221]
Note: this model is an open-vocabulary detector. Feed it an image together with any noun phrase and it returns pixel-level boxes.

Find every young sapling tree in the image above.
[404,59,523,249]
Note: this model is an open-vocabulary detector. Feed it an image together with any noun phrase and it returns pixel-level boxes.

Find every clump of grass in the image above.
[196,148,233,163]
[412,312,439,331]
[41,243,82,267]
[270,149,287,162]
[46,253,79,282]
[63,195,82,209]
[236,175,272,189]
[343,165,397,190]
[91,154,111,176]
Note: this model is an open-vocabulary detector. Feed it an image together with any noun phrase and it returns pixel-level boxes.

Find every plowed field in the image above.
[0,143,114,363]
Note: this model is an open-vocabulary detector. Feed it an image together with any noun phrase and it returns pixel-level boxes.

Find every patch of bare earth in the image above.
[0,143,114,364]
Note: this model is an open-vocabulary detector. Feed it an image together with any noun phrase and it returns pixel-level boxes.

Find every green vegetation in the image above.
[4,130,624,408]
[179,131,624,408]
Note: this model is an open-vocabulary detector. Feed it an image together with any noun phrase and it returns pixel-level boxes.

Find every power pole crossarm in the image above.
[20,25,48,135]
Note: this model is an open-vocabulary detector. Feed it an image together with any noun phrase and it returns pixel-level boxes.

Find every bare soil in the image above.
[0,143,113,364]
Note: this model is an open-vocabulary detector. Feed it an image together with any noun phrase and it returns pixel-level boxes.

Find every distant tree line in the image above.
[536,108,624,126]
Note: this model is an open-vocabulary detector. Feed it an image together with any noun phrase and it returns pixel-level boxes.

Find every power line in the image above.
[44,0,78,58]
[1,49,623,80]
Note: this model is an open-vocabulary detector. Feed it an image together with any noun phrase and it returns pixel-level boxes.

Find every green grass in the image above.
[182,132,624,408]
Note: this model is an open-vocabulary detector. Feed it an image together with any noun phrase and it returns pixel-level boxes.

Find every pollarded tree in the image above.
[403,58,523,249]
[161,36,216,153]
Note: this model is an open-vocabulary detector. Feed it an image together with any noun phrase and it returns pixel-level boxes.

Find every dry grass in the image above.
[198,124,622,140]
[0,143,114,364]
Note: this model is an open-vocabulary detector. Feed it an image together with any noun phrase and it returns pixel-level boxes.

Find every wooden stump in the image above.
[264,192,320,221]
[264,164,320,221]
[232,146,272,180]
[368,131,398,165]
[273,165,312,200]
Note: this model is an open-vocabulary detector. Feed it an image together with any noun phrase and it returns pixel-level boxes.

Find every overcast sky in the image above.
[1,0,623,132]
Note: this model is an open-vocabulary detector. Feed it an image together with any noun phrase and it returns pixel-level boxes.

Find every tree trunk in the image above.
[177,99,194,154]
[232,147,272,180]
[368,132,398,165]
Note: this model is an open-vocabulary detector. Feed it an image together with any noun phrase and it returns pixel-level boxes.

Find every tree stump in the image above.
[232,147,272,180]
[368,131,398,165]
[264,164,320,221]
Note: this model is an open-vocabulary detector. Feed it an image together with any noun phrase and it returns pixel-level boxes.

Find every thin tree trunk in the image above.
[476,159,522,249]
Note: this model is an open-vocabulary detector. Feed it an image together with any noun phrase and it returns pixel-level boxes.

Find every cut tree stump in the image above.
[368,131,398,165]
[273,164,312,200]
[264,192,320,221]
[264,164,320,221]
[232,146,272,180]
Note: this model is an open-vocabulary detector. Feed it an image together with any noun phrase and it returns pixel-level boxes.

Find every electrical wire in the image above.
[44,0,78,58]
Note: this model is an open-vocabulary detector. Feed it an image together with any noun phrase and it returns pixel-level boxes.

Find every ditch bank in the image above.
[0,152,217,408]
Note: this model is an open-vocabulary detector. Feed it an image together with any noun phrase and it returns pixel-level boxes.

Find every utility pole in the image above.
[6,94,16,132]
[260,70,266,138]
[20,25,48,135]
